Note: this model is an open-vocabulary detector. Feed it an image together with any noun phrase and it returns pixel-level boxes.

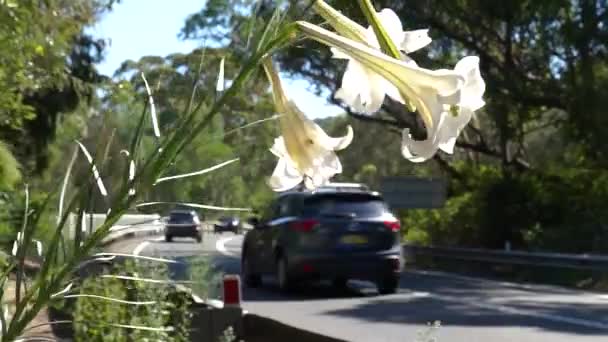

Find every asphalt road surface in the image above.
[112,232,608,342]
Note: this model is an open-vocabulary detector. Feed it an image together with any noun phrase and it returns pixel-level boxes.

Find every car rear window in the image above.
[169,212,194,222]
[302,195,388,218]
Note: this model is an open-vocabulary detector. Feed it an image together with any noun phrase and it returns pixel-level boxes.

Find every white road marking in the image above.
[133,236,164,256]
[216,236,239,256]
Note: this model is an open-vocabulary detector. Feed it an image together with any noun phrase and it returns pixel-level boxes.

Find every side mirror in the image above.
[246,217,260,228]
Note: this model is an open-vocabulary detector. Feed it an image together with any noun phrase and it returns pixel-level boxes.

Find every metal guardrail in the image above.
[403,244,608,271]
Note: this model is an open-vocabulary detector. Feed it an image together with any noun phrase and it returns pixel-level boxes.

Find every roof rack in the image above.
[278,182,371,196]
[311,182,370,194]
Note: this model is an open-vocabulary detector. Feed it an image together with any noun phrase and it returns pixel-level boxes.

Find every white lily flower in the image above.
[401,56,486,162]
[297,21,464,131]
[314,0,432,113]
[263,58,353,191]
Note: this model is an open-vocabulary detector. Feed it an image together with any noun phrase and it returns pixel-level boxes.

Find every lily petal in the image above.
[335,58,389,113]
[455,56,486,111]
[401,29,432,54]
[364,9,405,50]
[269,158,304,192]
[314,125,354,151]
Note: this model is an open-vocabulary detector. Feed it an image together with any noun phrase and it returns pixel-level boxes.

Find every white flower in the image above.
[314,0,432,113]
[297,21,464,131]
[263,58,353,191]
[401,56,486,162]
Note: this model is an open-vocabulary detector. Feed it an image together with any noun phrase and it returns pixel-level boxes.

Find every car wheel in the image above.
[377,275,399,295]
[242,252,261,288]
[165,235,172,242]
[276,255,294,292]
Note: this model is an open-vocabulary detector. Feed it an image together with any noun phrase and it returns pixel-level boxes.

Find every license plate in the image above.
[340,235,368,245]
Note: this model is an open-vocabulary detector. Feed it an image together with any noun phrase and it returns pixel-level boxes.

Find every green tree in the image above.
[0,0,119,173]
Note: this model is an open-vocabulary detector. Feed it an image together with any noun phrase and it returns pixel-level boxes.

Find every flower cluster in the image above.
[266,0,485,191]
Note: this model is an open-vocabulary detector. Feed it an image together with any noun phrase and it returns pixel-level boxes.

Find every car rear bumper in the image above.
[287,249,402,281]
[214,224,238,231]
[165,225,200,236]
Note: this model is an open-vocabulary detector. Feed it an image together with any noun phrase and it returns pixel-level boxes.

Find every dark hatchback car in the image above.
[214,216,241,234]
[241,185,402,294]
[164,210,202,242]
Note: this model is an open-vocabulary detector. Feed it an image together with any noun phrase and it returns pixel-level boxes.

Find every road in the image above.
[112,232,608,342]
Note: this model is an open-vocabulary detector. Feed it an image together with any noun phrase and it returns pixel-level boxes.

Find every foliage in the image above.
[0,142,20,191]
[404,162,608,253]
[73,260,191,341]
[0,0,119,172]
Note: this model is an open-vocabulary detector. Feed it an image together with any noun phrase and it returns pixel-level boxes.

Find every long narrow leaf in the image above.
[154,158,239,185]
[50,283,73,299]
[141,72,160,138]
[216,57,225,93]
[101,274,194,284]
[222,115,281,138]
[186,45,207,115]
[93,253,179,264]
[136,201,251,212]
[75,141,108,196]
[15,184,29,304]
[61,294,156,305]
[14,337,58,342]
[58,147,78,224]
[100,323,173,332]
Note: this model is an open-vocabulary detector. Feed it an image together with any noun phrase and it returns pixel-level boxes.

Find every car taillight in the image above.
[384,220,401,232]
[290,219,319,232]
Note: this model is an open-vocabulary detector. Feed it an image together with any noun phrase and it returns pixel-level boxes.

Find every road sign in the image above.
[379,177,447,209]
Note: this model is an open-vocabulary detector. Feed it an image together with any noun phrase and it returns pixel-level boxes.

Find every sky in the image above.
[92,0,343,119]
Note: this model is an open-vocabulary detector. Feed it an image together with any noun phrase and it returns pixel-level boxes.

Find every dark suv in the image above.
[214,216,241,234]
[164,210,202,243]
[241,185,402,294]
